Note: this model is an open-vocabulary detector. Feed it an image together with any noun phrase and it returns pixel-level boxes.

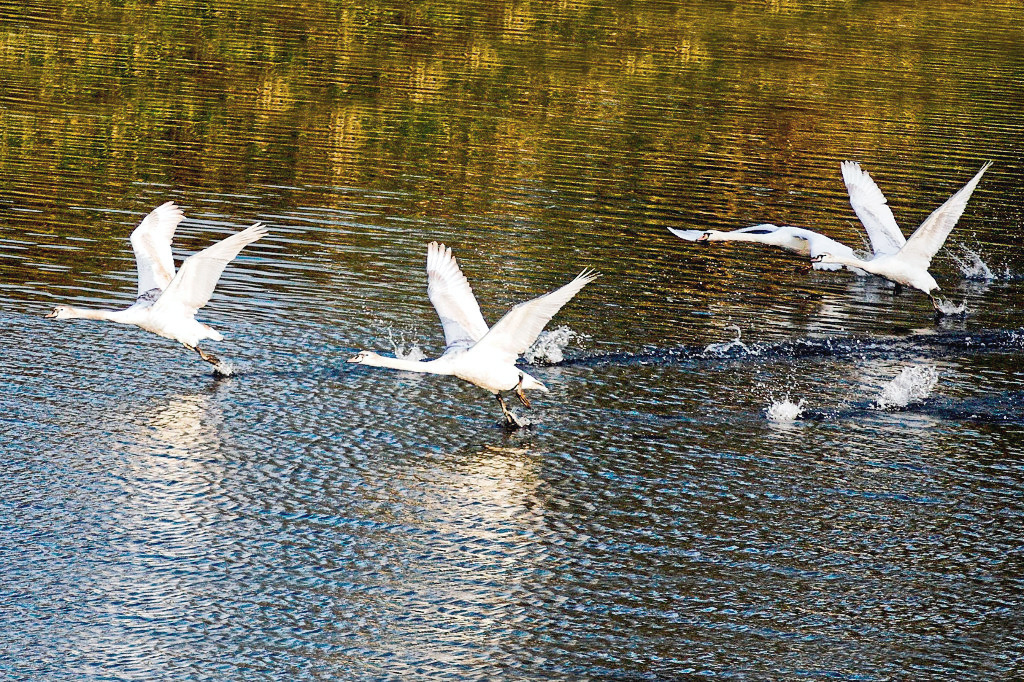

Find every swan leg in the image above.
[496,394,516,425]
[893,283,903,296]
[187,344,222,367]
[496,394,529,429]
[514,374,531,408]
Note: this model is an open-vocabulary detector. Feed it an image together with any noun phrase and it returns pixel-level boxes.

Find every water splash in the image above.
[704,325,758,357]
[766,396,805,423]
[934,297,969,316]
[212,361,235,377]
[997,265,1024,281]
[875,364,940,410]
[387,327,426,361]
[952,246,994,281]
[525,326,584,364]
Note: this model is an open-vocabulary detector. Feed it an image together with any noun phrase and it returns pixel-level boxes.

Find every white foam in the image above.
[766,396,805,423]
[875,364,939,410]
[933,297,969,316]
[525,326,582,364]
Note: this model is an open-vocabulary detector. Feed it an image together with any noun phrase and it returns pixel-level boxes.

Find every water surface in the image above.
[3,1,1024,679]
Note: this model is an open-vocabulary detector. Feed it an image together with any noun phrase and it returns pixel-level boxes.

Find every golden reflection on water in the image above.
[2,0,1019,209]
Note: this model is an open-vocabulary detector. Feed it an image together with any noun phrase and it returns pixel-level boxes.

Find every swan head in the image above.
[519,373,549,392]
[347,350,381,364]
[696,231,714,242]
[45,305,74,320]
[811,253,838,265]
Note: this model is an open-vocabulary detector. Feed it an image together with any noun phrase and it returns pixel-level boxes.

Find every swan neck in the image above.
[65,306,125,322]
[364,354,444,373]
[830,254,872,270]
[713,231,756,242]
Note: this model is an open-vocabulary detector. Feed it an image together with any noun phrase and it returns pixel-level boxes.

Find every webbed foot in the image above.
[514,374,531,408]
[496,394,529,429]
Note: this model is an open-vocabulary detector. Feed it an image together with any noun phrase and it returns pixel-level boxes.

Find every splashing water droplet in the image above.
[525,326,583,364]
[704,325,758,357]
[386,327,426,361]
[934,297,970,316]
[213,361,235,377]
[875,364,939,410]
[766,396,805,423]
[952,246,994,281]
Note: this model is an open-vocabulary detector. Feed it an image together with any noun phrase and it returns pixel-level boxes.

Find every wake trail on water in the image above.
[550,328,1024,368]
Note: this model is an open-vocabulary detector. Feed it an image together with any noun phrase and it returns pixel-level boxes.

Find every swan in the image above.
[45,202,268,373]
[668,224,861,272]
[813,161,992,310]
[348,242,599,427]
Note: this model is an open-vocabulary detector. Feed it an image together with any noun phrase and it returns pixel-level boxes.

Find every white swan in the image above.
[348,242,599,427]
[45,202,267,372]
[668,224,860,272]
[813,161,992,309]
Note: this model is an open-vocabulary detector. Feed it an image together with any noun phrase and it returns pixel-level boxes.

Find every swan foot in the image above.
[496,394,529,429]
[186,344,232,376]
[194,345,222,366]
[514,375,531,408]
[894,283,903,296]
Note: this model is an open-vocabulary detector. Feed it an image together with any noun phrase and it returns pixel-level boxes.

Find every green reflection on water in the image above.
[2,0,1020,202]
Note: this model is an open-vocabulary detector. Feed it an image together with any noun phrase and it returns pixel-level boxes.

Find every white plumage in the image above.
[669,223,861,272]
[46,201,267,372]
[814,161,992,309]
[349,242,599,427]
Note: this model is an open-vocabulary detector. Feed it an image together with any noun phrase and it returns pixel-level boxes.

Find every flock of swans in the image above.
[45,161,992,427]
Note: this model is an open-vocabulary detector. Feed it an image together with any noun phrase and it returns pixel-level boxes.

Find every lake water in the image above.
[3,1,1024,679]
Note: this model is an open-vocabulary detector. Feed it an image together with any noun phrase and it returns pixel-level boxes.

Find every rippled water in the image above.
[3,0,1024,679]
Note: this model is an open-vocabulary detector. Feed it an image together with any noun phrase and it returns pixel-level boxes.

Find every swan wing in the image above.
[841,161,906,256]
[154,222,267,315]
[129,201,186,296]
[426,242,490,353]
[899,162,991,268]
[728,224,783,236]
[471,269,599,362]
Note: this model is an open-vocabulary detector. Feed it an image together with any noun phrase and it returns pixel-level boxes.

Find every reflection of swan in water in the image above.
[378,443,546,660]
[814,162,992,313]
[45,202,267,374]
[79,390,228,663]
[125,392,225,495]
[349,242,599,428]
